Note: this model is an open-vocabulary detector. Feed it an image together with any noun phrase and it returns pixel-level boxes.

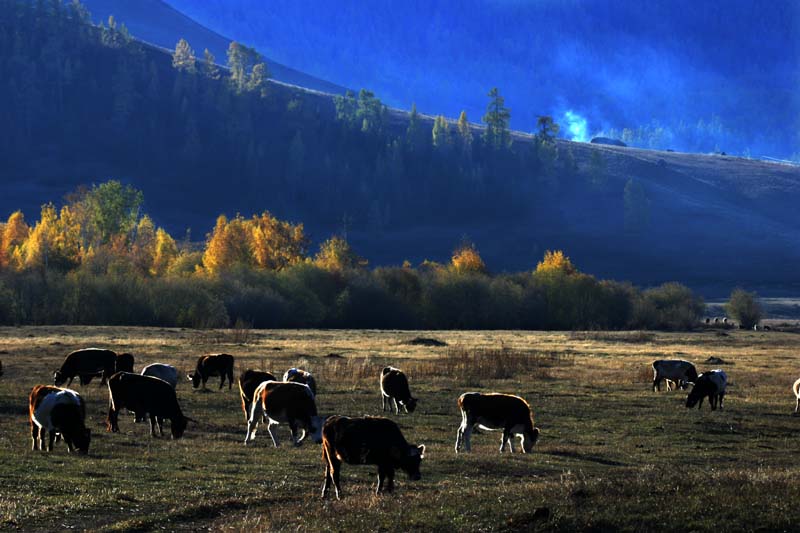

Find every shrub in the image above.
[725,288,762,329]
[640,282,704,330]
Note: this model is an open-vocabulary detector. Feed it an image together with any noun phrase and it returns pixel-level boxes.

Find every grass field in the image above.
[1,326,800,532]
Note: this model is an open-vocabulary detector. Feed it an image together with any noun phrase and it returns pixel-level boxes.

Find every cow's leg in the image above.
[107,404,119,433]
[38,427,46,450]
[149,415,158,437]
[393,397,400,415]
[377,464,387,494]
[322,447,333,498]
[267,421,280,448]
[331,454,342,499]
[795,396,799,413]
[463,424,473,452]
[386,467,395,493]
[500,429,510,452]
[227,370,233,390]
[219,374,225,390]
[157,417,164,436]
[719,392,725,410]
[47,430,56,452]
[244,399,263,444]
[289,420,301,447]
[30,423,38,451]
[455,411,468,453]
[382,394,387,412]
[653,373,660,392]
[67,376,74,387]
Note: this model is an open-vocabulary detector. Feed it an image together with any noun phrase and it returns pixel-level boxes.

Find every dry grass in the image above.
[2,326,800,531]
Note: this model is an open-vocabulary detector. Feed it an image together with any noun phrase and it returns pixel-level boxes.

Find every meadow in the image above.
[1,325,799,532]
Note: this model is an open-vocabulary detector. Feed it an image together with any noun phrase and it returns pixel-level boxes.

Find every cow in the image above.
[321,415,425,499]
[793,377,800,413]
[380,366,418,414]
[244,381,323,447]
[54,348,118,387]
[686,369,727,410]
[283,368,317,396]
[238,369,277,422]
[188,353,234,390]
[455,392,540,454]
[116,352,135,374]
[652,359,698,392]
[107,372,190,438]
[29,385,90,454]
[0,359,3,378]
[141,363,179,389]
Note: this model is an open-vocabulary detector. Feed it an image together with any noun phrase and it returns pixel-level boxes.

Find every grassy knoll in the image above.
[0,326,799,531]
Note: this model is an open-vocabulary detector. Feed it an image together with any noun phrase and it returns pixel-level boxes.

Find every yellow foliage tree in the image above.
[0,211,30,269]
[201,215,251,274]
[151,228,179,276]
[314,236,365,272]
[450,243,487,274]
[535,249,578,276]
[131,215,156,274]
[249,212,307,270]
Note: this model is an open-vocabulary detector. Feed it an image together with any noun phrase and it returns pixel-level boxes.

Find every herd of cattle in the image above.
[8,348,771,497]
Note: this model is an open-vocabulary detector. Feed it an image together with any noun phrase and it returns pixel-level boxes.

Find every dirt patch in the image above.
[404,337,448,347]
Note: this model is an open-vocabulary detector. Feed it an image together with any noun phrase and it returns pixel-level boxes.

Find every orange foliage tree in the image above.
[450,242,487,274]
[0,211,30,269]
[534,249,577,276]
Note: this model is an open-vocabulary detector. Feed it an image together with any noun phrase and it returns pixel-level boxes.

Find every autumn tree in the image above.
[482,88,511,151]
[201,215,251,274]
[172,38,196,73]
[0,211,29,269]
[131,215,156,274]
[725,288,762,329]
[151,228,179,276]
[535,250,577,276]
[249,212,307,270]
[450,242,487,274]
[314,236,364,272]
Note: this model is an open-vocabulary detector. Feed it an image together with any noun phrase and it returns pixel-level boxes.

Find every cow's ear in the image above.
[418,444,426,458]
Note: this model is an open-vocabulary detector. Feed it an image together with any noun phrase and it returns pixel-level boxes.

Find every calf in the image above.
[244,381,323,447]
[188,353,234,390]
[283,368,317,396]
[141,363,179,389]
[29,385,90,454]
[380,366,418,414]
[652,359,698,392]
[686,369,727,410]
[321,415,425,499]
[116,352,135,374]
[54,348,118,387]
[455,392,540,454]
[238,369,277,422]
[107,372,189,438]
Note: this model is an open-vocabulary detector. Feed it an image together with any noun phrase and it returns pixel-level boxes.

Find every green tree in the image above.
[536,116,559,143]
[456,110,473,155]
[172,38,196,73]
[432,115,451,150]
[82,181,144,245]
[226,41,247,92]
[725,288,762,329]
[356,89,384,134]
[334,90,358,128]
[482,88,511,150]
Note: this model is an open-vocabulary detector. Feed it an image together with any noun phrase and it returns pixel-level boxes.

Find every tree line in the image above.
[0,181,706,330]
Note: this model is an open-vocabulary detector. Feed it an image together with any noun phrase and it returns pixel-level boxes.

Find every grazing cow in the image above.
[244,381,323,447]
[686,370,727,410]
[652,359,698,392]
[455,392,540,454]
[141,363,178,388]
[0,359,3,378]
[29,385,90,454]
[753,324,760,331]
[115,352,135,373]
[793,378,800,413]
[238,369,277,422]
[704,318,710,324]
[321,415,425,499]
[107,372,189,438]
[714,317,720,324]
[723,317,729,325]
[283,368,317,396]
[54,348,118,387]
[188,353,234,390]
[380,367,418,414]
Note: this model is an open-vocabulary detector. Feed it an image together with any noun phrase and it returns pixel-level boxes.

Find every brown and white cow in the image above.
[29,385,91,454]
[283,368,317,396]
[188,354,235,390]
[455,392,540,454]
[244,381,323,447]
[54,348,118,387]
[238,369,277,422]
[107,372,190,438]
[380,366,418,414]
[321,415,425,499]
[652,359,698,392]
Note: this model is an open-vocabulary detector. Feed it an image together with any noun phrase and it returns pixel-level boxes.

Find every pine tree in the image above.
[227,41,246,92]
[172,38,196,72]
[482,88,511,150]
[247,62,269,95]
[457,110,473,154]
[202,48,220,80]
[406,103,422,150]
[432,115,451,150]
[536,116,559,143]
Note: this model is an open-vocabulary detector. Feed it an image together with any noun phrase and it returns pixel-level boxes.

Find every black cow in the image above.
[380,366,418,414]
[188,354,235,390]
[238,369,277,422]
[54,348,117,387]
[321,416,425,499]
[107,372,189,438]
[115,352,135,374]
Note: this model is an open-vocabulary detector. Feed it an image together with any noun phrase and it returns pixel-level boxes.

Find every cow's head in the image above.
[685,382,706,408]
[53,370,66,386]
[402,444,425,480]
[522,427,540,453]
[72,427,91,454]
[187,372,201,389]
[172,416,188,439]
[403,397,419,413]
[308,415,325,444]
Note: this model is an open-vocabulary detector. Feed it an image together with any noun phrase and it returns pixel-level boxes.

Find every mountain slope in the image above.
[78,0,347,94]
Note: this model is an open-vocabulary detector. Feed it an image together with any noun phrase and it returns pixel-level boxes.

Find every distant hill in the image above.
[78,0,347,95]
[2,0,800,295]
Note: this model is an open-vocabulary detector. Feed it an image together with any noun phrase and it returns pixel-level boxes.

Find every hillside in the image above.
[78,0,347,95]
[2,0,800,293]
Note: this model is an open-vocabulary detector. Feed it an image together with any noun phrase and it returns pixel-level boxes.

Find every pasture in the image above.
[1,326,800,531]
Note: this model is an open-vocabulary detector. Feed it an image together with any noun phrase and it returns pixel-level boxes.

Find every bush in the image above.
[725,288,762,329]
[640,282,704,330]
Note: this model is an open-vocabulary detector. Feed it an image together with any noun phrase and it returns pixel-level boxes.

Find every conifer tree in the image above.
[172,38,196,72]
[482,88,511,150]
